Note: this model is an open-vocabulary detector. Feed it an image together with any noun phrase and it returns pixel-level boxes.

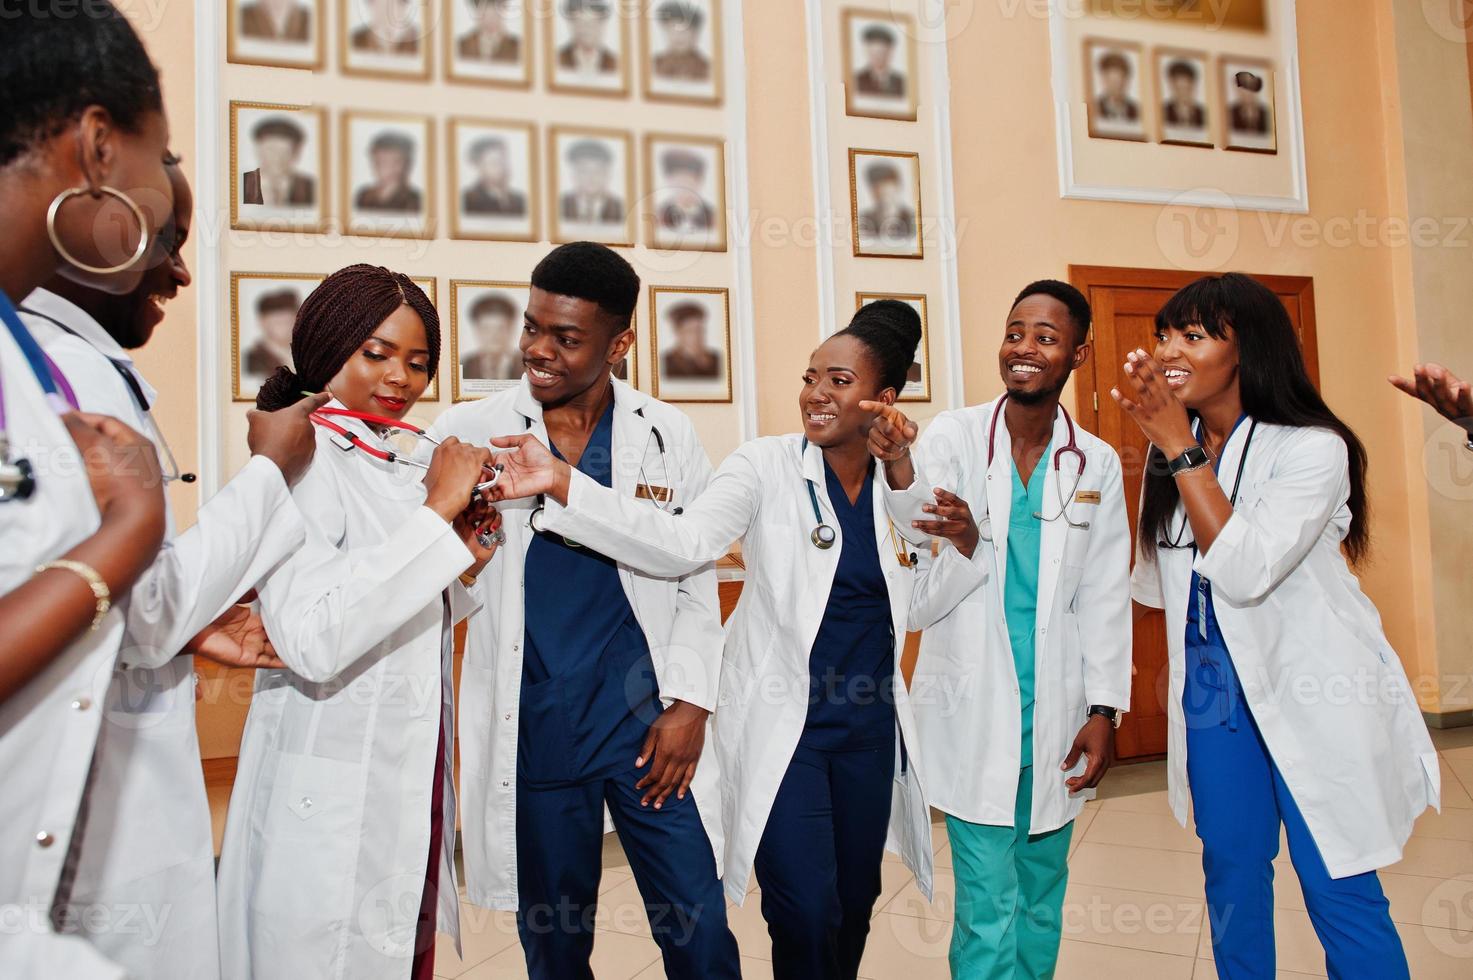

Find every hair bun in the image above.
[255,366,302,412]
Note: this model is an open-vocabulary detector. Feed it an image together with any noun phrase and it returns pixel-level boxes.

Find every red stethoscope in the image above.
[985,395,1091,530]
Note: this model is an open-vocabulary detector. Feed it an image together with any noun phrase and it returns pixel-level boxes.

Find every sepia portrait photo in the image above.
[451,280,528,400]
[1085,39,1147,142]
[228,0,323,69]
[1221,57,1277,154]
[230,102,328,232]
[341,0,431,80]
[857,292,930,402]
[450,118,538,242]
[342,111,435,238]
[651,287,731,402]
[1156,49,1212,147]
[546,0,629,97]
[445,0,531,87]
[841,9,917,121]
[641,0,722,105]
[549,127,634,246]
[232,272,323,401]
[644,134,726,252]
[850,149,923,259]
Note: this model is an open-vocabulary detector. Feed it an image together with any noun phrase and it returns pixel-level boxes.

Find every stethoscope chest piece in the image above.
[811,523,837,550]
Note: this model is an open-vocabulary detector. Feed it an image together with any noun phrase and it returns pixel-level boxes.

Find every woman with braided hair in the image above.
[217,264,499,980]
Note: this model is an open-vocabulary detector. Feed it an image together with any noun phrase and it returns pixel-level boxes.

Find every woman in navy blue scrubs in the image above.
[487,301,987,979]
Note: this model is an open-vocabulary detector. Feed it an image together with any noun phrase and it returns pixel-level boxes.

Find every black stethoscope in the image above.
[801,439,918,567]
[984,395,1091,533]
[0,291,80,502]
[1159,416,1257,550]
[20,306,197,484]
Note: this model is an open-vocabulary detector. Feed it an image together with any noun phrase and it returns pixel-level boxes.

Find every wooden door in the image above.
[1068,266,1318,761]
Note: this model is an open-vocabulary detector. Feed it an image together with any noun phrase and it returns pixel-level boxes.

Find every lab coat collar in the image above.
[984,394,1074,602]
[511,373,649,426]
[801,435,827,487]
[513,375,654,496]
[320,396,426,501]
[21,287,159,408]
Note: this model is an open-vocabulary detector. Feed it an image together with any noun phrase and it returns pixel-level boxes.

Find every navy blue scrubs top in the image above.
[519,401,662,788]
[800,459,896,751]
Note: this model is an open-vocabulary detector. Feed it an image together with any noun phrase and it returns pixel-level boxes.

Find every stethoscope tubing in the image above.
[982,395,1091,535]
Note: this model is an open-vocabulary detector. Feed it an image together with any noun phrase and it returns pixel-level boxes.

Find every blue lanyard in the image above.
[0,289,78,416]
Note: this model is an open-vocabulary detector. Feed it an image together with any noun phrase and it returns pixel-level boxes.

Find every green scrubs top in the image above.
[1006,442,1050,769]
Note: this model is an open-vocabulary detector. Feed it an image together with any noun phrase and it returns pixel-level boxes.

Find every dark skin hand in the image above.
[911,488,980,558]
[635,700,711,809]
[187,604,284,670]
[1390,363,1473,437]
[1062,715,1116,793]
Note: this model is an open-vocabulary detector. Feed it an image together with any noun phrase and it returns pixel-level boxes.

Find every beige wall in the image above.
[125,0,1473,758]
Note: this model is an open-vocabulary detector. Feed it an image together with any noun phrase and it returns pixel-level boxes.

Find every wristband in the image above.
[37,559,111,631]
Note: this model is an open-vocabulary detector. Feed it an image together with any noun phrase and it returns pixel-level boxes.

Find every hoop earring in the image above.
[46,185,151,277]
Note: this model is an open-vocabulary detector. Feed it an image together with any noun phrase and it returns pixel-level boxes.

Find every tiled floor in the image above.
[207,728,1473,978]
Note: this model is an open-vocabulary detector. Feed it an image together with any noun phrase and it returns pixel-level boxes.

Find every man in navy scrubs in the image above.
[430,243,740,979]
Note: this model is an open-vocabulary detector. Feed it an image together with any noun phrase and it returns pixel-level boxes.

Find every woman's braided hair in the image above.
[256,264,440,411]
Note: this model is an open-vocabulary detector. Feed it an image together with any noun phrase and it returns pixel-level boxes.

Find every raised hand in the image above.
[1110,348,1196,457]
[453,499,502,579]
[423,437,495,523]
[857,399,918,462]
[485,434,572,504]
[911,487,980,558]
[247,391,332,486]
[1390,363,1473,437]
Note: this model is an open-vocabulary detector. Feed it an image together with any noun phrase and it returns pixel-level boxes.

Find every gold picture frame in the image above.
[640,0,724,107]
[1220,55,1278,155]
[650,286,732,403]
[841,8,918,122]
[227,0,326,69]
[341,110,437,240]
[443,0,534,89]
[412,275,441,402]
[548,126,636,247]
[544,1,632,98]
[1084,38,1149,143]
[449,279,529,402]
[642,132,728,253]
[849,148,924,260]
[339,0,433,81]
[230,271,326,403]
[449,118,540,242]
[229,101,330,234]
[1154,48,1213,148]
[856,292,931,403]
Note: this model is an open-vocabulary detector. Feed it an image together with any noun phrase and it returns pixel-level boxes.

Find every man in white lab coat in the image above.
[872,280,1133,978]
[23,163,325,980]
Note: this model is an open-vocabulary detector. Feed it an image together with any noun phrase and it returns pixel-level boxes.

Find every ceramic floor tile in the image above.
[1098,789,1174,816]
[1412,804,1473,841]
[1060,882,1205,958]
[724,891,772,960]
[857,911,952,979]
[1382,871,1473,930]
[884,867,954,922]
[868,857,918,920]
[1438,758,1473,809]
[633,954,774,979]
[1069,842,1207,899]
[457,929,662,980]
[432,906,520,978]
[1069,808,1099,858]
[1190,959,1319,979]
[1389,835,1473,878]
[1085,808,1203,854]
[1398,919,1473,978]
[1430,728,1473,752]
[1053,940,1196,979]
[1195,907,1328,976]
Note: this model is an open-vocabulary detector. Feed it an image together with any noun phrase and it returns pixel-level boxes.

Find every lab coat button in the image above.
[503,713,512,721]
[512,644,520,653]
[501,780,510,788]
[299,797,313,810]
[36,832,54,848]
[71,697,91,711]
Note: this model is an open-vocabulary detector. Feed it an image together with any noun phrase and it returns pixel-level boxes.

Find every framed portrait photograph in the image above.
[230,102,329,233]
[549,127,634,246]
[1155,49,1212,147]
[450,119,538,242]
[849,149,923,259]
[856,292,930,402]
[641,0,722,106]
[650,286,731,403]
[643,134,726,253]
[231,272,323,402]
[444,0,531,88]
[228,0,324,69]
[545,0,630,97]
[342,111,435,239]
[841,9,917,122]
[450,280,527,400]
[1084,39,1147,142]
[1221,56,1277,154]
[340,0,431,80]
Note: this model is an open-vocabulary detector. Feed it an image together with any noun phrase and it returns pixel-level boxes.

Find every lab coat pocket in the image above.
[517,673,578,784]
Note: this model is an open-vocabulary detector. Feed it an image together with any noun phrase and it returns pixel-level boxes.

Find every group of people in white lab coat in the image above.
[0,6,1456,980]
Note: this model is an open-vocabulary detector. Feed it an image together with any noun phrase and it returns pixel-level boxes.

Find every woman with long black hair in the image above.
[1116,272,1436,978]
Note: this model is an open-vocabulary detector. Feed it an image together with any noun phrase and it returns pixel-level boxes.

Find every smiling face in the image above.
[520,287,633,405]
[800,333,893,449]
[998,294,1088,405]
[125,164,193,347]
[325,304,432,420]
[1152,321,1240,412]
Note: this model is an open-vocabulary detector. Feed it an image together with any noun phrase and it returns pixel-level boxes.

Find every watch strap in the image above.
[1166,445,1211,476]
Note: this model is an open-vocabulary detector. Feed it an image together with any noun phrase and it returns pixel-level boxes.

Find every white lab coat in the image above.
[882,397,1134,833]
[25,288,306,980]
[0,307,124,979]
[538,433,986,903]
[216,406,479,980]
[1131,419,1439,878]
[426,377,727,911]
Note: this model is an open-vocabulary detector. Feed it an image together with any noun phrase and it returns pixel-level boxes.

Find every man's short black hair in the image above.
[531,242,640,330]
[1011,280,1092,346]
[1166,60,1198,83]
[1,1,163,169]
[253,117,306,147]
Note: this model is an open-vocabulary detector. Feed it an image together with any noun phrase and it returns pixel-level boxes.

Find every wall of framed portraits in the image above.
[802,0,965,423]
[1050,0,1308,211]
[202,0,756,495]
